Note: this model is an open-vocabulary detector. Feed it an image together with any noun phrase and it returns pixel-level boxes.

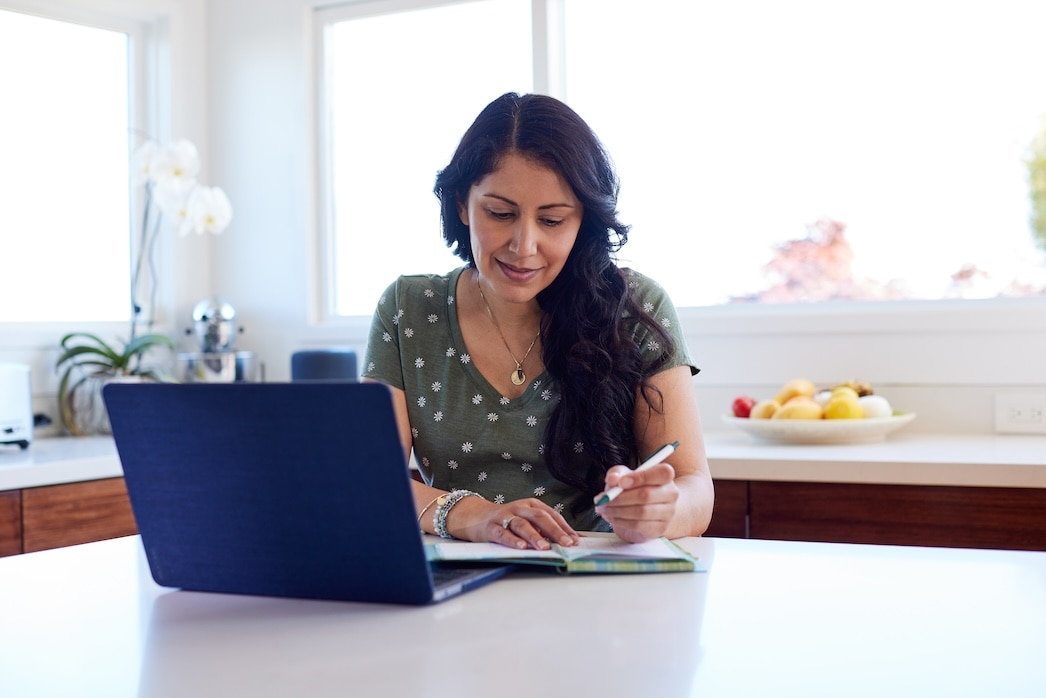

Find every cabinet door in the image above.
[0,491,21,556]
[706,480,748,538]
[22,477,138,553]
[749,481,1046,551]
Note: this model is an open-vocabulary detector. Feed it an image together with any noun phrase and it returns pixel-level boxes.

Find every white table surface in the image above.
[0,535,1043,698]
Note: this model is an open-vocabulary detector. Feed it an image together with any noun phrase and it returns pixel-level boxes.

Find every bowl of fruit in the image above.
[724,379,916,445]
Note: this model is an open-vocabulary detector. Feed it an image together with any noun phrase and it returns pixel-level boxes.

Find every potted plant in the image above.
[56,332,176,435]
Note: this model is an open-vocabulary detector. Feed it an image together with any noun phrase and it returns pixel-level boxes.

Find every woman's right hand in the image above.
[448,496,581,550]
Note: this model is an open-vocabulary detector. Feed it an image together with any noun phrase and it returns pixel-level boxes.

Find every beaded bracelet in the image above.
[433,489,485,539]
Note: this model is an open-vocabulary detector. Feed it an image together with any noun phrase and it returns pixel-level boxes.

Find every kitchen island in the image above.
[1,534,1043,697]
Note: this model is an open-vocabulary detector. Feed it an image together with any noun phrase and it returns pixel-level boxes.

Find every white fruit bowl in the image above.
[722,413,916,445]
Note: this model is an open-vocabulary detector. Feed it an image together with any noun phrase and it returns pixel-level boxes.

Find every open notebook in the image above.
[426,531,701,574]
[103,381,511,605]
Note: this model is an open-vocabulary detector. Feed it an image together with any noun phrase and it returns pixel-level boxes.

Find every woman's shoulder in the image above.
[618,267,674,303]
[379,268,465,303]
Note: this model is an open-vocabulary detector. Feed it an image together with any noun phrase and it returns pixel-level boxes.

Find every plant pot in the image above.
[64,373,145,436]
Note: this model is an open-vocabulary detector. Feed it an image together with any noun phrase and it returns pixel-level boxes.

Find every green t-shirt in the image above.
[363,266,697,531]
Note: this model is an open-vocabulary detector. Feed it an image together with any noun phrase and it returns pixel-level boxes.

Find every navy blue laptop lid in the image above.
[103,382,506,605]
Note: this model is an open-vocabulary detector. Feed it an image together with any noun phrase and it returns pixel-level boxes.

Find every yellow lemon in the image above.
[772,397,824,420]
[824,395,864,419]
[749,399,781,419]
[830,385,859,400]
[774,379,817,405]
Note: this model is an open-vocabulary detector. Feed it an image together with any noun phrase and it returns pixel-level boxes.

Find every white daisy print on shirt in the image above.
[646,340,662,352]
[487,412,499,422]
[661,317,672,329]
[414,357,425,369]
[460,353,471,364]
[448,460,459,470]
[427,314,438,324]
[526,415,537,427]
[434,411,443,422]
[521,463,532,472]
[501,452,511,460]
[472,394,483,405]
[493,494,505,504]
[462,442,473,453]
[381,332,393,343]
[554,503,565,513]
[478,471,487,482]
[432,381,442,392]
[424,288,435,298]
[574,441,584,453]
[446,347,456,357]
[533,486,546,496]
[499,396,510,406]
[541,389,553,401]
[404,328,414,338]
[417,396,427,408]
[643,302,654,314]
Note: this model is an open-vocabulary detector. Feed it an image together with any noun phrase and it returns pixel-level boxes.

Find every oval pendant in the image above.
[511,369,526,386]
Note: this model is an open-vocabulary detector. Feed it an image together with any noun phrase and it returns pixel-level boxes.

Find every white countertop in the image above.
[0,435,123,490]
[2,432,1045,492]
[1,535,1043,697]
[704,431,1046,488]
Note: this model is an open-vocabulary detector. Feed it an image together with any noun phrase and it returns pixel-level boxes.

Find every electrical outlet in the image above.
[994,393,1046,434]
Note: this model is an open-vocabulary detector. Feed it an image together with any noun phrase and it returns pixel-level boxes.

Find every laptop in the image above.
[103,381,511,605]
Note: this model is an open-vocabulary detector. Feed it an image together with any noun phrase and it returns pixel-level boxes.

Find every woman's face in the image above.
[459,152,583,305]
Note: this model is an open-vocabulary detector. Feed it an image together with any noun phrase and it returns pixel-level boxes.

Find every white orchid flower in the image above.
[149,138,200,193]
[185,185,233,235]
[132,140,159,186]
[152,183,194,236]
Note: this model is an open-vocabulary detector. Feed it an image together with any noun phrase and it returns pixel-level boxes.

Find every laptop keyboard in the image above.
[430,564,491,586]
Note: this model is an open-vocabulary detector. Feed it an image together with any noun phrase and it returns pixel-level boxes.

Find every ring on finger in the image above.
[501,516,517,529]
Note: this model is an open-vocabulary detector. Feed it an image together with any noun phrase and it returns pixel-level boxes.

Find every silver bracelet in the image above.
[433,489,484,539]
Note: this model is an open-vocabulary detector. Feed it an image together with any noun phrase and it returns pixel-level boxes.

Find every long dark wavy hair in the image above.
[434,93,674,507]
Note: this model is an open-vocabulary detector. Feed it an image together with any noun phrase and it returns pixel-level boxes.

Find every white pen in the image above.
[593,441,679,507]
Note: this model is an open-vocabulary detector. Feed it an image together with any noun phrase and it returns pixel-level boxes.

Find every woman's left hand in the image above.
[594,461,679,543]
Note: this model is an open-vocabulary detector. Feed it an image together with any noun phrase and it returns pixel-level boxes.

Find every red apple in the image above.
[732,396,757,418]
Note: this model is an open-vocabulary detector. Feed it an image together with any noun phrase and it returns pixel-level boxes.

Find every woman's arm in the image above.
[363,378,579,549]
[595,364,715,542]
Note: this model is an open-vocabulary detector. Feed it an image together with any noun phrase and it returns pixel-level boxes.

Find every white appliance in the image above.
[0,362,33,449]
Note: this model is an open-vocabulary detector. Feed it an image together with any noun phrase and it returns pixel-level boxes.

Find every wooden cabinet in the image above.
[749,481,1046,551]
[0,478,138,556]
[706,479,748,539]
[710,478,1046,551]
[0,491,21,557]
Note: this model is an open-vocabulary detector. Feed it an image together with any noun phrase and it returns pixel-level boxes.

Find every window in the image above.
[0,6,135,323]
[563,0,1046,307]
[318,0,1046,319]
[317,0,533,317]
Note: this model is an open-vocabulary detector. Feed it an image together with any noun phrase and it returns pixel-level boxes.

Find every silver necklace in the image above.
[476,278,540,386]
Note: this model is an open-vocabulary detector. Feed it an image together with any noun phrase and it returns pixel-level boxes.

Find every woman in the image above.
[364,93,713,548]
